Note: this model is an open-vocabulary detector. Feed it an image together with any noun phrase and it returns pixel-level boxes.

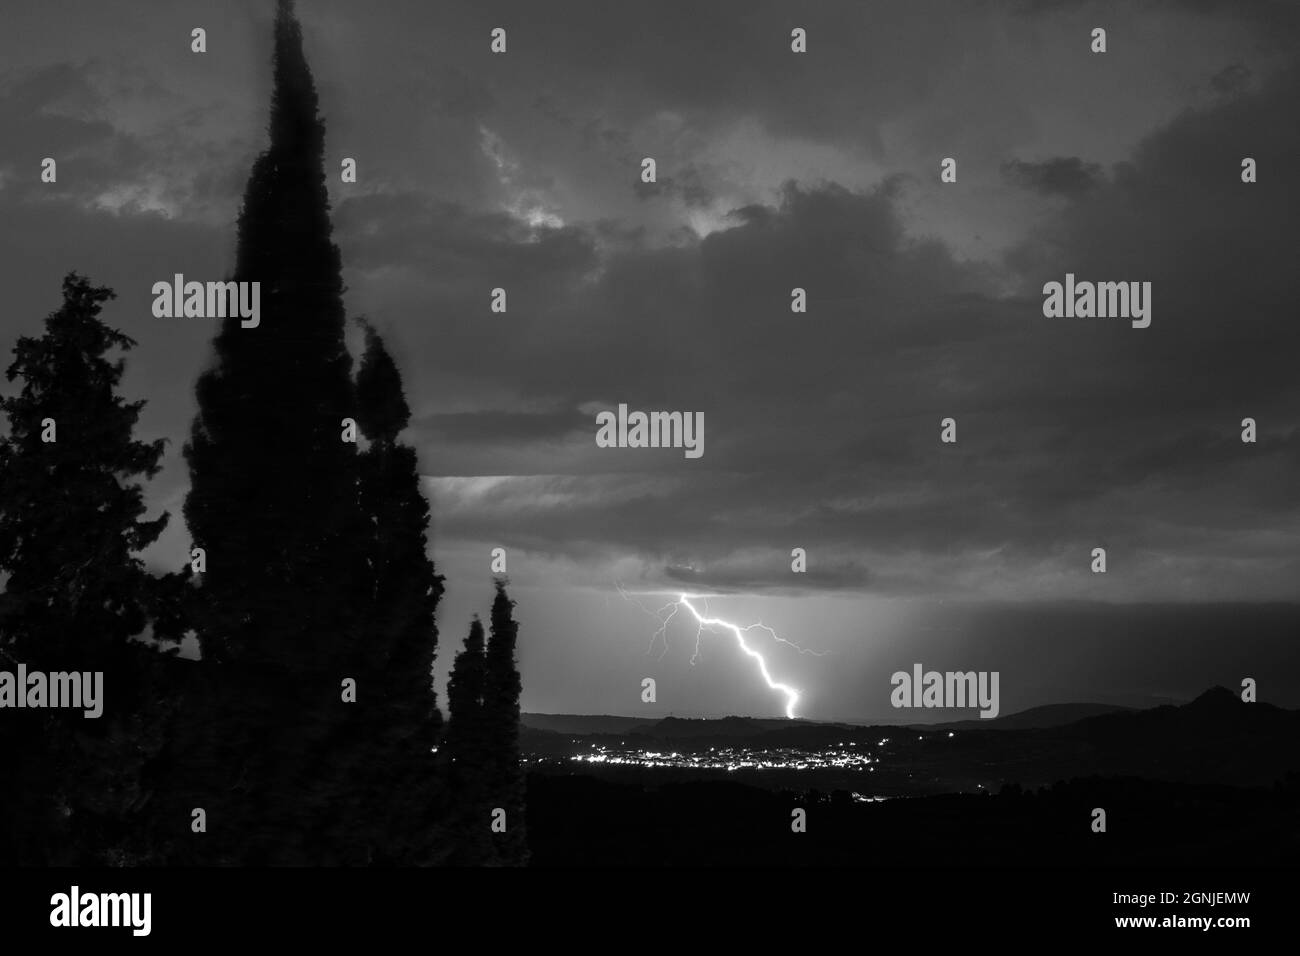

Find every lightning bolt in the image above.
[618,584,825,720]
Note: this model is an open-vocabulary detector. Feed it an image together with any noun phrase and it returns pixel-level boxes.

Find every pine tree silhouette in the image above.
[354,320,445,863]
[180,0,370,863]
[0,273,176,864]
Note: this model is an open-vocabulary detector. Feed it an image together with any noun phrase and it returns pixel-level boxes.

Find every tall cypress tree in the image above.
[184,0,362,670]
[483,580,527,864]
[0,273,173,864]
[180,0,369,863]
[354,321,444,863]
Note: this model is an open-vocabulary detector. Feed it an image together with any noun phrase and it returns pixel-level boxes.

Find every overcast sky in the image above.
[2,0,1297,720]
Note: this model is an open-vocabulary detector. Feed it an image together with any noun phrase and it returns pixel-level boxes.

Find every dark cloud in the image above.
[414,407,588,444]
[633,165,718,208]
[1001,157,1104,198]
[0,64,141,202]
[663,557,871,593]
[334,192,599,292]
[1209,62,1252,96]
[412,59,1300,599]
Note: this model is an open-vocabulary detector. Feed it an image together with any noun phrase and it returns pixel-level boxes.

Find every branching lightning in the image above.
[617,584,825,720]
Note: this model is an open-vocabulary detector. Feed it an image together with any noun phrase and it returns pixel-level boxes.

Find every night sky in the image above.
[1,0,1296,721]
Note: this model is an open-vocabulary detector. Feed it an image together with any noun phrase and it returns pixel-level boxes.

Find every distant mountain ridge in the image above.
[520,714,650,736]
[523,701,1133,736]
[915,701,1133,730]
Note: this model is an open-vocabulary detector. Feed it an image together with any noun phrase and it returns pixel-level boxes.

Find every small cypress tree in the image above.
[437,617,494,864]
[483,580,527,864]
[0,273,174,864]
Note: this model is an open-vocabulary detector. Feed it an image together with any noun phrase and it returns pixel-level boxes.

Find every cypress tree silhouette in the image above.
[180,0,370,863]
[437,617,495,864]
[354,321,445,863]
[483,580,528,864]
[184,0,363,667]
[0,273,176,864]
